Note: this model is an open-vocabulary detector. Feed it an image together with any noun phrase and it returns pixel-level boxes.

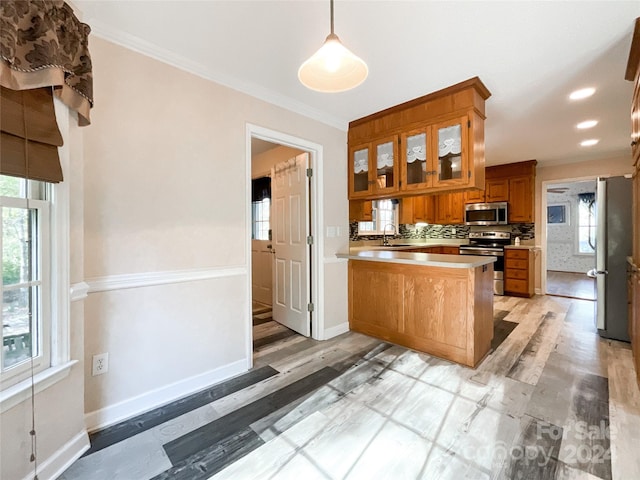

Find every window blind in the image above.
[0,86,64,183]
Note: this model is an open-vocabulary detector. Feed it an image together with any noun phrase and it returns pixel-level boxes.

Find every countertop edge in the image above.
[336,251,496,269]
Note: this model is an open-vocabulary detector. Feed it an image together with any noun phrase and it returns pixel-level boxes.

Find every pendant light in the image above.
[298,0,368,93]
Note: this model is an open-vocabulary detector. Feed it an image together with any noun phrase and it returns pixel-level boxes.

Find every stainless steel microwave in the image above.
[464,202,508,226]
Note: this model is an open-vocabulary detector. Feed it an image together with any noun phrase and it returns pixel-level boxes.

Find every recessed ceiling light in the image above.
[569,87,596,100]
[580,139,599,147]
[576,120,598,129]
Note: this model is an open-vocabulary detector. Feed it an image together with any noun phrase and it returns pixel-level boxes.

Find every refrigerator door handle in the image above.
[587,269,608,278]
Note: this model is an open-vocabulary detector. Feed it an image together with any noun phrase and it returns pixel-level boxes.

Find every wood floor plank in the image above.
[84,365,278,455]
[163,366,341,464]
[152,427,264,480]
[252,328,297,349]
[507,311,565,385]
[498,416,563,480]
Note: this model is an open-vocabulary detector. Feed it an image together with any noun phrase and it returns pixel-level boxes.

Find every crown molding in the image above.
[87,19,348,132]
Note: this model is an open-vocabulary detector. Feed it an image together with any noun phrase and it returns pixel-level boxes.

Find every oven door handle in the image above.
[460,249,504,256]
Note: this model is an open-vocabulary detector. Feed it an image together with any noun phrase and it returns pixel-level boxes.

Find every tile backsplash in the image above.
[349,222,535,242]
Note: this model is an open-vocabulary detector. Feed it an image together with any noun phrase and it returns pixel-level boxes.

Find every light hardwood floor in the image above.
[546,271,596,301]
[59,295,640,480]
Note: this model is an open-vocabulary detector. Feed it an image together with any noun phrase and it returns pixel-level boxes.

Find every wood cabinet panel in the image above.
[509,175,535,223]
[404,271,467,349]
[625,18,639,386]
[400,196,435,224]
[435,192,465,224]
[465,188,485,203]
[485,178,509,202]
[348,259,494,367]
[441,246,460,255]
[349,200,373,222]
[350,263,404,331]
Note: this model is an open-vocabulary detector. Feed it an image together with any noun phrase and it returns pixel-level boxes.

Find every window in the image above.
[358,199,399,235]
[252,198,271,240]
[577,193,596,254]
[1,175,51,387]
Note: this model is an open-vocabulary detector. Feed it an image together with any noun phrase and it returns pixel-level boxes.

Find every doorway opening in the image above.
[246,125,324,368]
[543,178,597,300]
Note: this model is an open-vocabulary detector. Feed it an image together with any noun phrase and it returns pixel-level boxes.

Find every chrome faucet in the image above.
[382,224,396,246]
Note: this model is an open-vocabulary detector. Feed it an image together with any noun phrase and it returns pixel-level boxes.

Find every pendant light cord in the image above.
[21,90,39,480]
[330,0,334,35]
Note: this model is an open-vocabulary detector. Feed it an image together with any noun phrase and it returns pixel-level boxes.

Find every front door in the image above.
[271,153,310,337]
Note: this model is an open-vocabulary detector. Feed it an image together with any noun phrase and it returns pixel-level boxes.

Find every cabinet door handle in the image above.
[632,140,638,146]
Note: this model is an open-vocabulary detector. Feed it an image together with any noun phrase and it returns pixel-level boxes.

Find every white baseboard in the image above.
[323,322,350,340]
[84,359,247,432]
[21,430,89,480]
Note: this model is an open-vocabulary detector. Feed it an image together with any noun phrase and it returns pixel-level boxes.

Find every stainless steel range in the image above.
[459,231,511,295]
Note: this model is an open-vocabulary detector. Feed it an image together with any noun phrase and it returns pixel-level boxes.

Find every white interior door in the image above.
[251,238,272,306]
[271,153,310,336]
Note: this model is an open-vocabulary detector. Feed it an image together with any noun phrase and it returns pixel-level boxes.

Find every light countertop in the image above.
[504,245,540,251]
[336,250,496,269]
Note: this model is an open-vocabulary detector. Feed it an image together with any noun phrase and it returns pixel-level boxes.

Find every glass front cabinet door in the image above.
[431,116,469,187]
[400,128,430,191]
[373,136,399,195]
[349,144,372,198]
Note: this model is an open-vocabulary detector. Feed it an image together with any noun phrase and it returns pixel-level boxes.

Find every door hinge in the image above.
[307,235,314,245]
[307,302,315,312]
[468,170,471,179]
[306,168,313,178]
[467,120,471,128]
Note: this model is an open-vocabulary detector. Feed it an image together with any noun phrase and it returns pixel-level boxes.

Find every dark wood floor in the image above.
[546,270,596,300]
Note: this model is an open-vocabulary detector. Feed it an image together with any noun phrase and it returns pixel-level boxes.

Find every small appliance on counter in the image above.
[459,231,511,295]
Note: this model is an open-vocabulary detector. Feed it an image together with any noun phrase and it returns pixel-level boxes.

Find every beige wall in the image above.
[82,37,348,424]
[534,154,634,291]
[1,106,88,480]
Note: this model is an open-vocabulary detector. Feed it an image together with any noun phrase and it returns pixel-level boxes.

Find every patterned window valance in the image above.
[0,1,93,126]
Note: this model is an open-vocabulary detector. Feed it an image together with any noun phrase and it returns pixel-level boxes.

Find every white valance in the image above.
[438,125,461,157]
[376,142,394,169]
[406,133,427,163]
[354,148,369,174]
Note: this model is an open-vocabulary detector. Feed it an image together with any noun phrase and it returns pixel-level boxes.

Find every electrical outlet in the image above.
[92,353,109,376]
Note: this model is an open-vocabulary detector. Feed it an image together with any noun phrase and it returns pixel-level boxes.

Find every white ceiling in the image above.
[76,1,640,167]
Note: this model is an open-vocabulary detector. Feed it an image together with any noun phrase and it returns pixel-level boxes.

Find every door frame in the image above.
[540,175,601,296]
[245,124,324,367]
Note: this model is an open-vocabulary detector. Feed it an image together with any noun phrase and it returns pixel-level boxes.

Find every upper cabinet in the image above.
[349,136,400,198]
[463,160,537,223]
[348,77,491,200]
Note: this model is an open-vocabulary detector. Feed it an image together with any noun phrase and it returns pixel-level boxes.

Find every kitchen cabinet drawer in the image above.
[504,248,534,297]
[505,269,528,280]
[505,279,529,294]
[505,249,529,260]
[505,258,528,270]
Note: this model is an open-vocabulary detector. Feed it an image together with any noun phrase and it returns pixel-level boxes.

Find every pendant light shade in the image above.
[298,1,368,93]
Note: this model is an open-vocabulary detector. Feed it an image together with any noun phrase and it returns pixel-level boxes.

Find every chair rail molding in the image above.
[86,266,247,294]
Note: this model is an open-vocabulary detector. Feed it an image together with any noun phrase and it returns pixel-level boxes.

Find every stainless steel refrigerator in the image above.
[590,176,633,341]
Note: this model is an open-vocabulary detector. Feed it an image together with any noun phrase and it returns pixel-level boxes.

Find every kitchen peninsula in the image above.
[337,250,495,368]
